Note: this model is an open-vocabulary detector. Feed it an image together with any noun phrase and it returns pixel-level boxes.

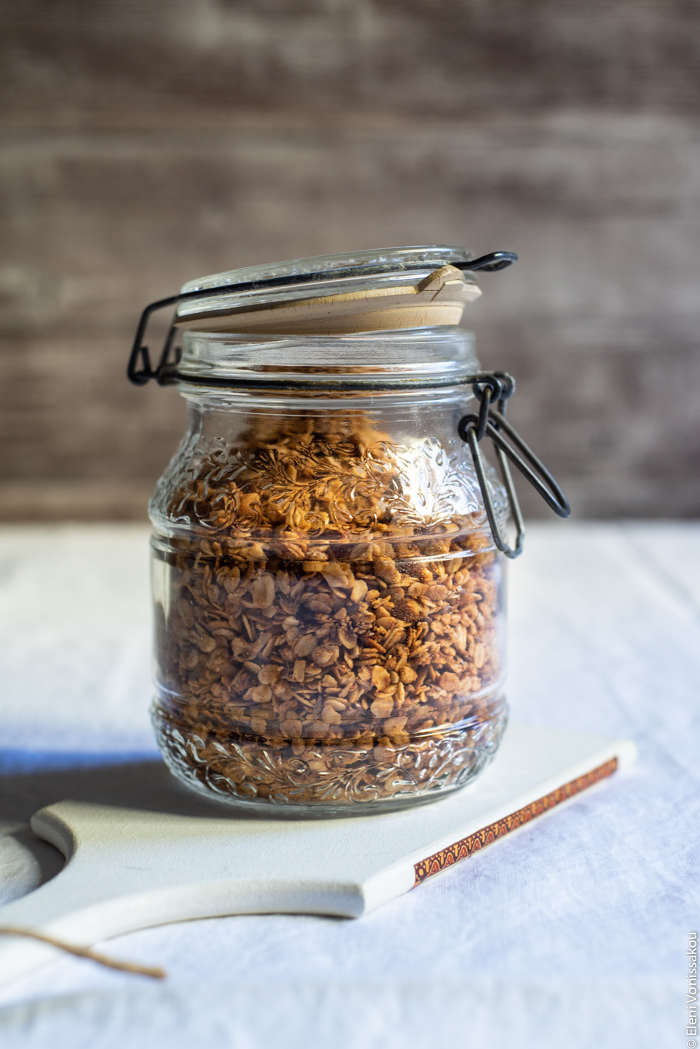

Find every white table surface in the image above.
[0,522,697,1048]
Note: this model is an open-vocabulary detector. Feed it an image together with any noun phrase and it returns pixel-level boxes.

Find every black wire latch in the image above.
[456,372,570,558]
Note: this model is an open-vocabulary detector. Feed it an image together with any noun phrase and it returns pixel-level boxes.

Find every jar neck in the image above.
[176,325,480,391]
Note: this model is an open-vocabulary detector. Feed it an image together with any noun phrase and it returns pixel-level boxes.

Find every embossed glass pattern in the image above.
[150,322,509,814]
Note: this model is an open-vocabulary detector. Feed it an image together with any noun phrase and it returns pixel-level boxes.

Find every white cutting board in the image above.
[0,724,635,986]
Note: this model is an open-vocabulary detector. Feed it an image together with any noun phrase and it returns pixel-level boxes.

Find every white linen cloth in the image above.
[0,522,696,1048]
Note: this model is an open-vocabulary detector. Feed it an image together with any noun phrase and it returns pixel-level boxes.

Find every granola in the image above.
[151,409,507,809]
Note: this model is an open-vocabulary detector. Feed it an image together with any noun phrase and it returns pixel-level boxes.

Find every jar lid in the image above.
[176,246,484,336]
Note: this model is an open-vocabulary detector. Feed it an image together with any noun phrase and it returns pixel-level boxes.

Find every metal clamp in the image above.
[457,373,571,558]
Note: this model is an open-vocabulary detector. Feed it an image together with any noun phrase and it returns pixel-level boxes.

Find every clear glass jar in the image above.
[147,249,511,815]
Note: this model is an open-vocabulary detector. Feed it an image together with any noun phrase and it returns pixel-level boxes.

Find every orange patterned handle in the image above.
[413,757,618,886]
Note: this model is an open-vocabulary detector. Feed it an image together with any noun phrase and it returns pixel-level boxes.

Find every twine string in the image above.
[0,926,166,979]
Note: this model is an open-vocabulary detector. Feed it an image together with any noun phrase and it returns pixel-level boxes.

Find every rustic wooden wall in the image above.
[1,0,699,521]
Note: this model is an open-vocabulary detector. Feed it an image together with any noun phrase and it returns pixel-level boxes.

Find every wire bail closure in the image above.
[457,373,571,558]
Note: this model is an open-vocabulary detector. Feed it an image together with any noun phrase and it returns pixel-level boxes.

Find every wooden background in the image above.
[1,0,699,521]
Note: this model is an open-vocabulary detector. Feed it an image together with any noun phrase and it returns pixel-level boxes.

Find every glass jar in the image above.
[131,246,566,815]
